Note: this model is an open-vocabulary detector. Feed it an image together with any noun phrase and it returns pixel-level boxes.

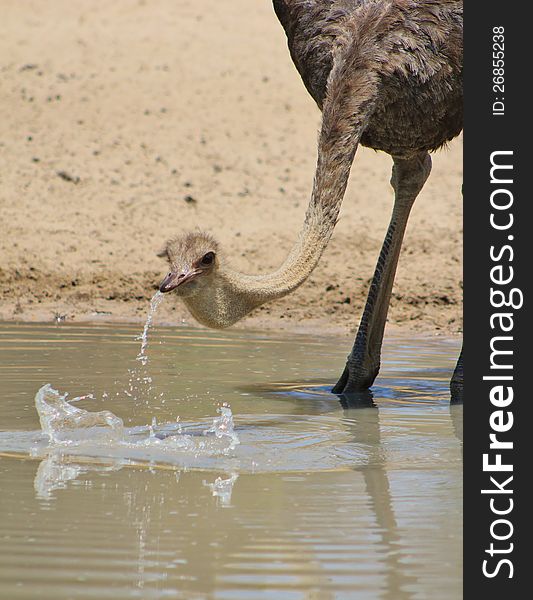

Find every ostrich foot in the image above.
[331,352,380,395]
[333,347,464,405]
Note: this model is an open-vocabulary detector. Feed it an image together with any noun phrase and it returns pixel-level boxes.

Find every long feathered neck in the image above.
[184,29,380,328]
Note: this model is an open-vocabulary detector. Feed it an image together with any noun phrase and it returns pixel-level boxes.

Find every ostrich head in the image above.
[158,232,220,298]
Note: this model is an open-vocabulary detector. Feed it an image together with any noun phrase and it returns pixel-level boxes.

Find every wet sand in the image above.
[0,0,462,337]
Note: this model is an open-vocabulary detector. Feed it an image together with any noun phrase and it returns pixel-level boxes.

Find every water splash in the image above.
[36,383,124,443]
[1,383,380,478]
[29,384,240,465]
[2,293,245,496]
[136,291,164,366]
[204,403,239,447]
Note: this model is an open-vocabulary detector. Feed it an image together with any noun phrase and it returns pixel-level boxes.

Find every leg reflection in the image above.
[342,402,417,600]
[337,388,376,409]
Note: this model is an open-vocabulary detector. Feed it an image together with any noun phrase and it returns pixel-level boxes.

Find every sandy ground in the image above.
[0,0,462,338]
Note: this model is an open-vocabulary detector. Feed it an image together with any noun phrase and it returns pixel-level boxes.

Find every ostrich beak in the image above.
[159,268,201,293]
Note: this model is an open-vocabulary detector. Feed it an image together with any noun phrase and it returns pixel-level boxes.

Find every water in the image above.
[0,320,462,599]
[136,292,164,366]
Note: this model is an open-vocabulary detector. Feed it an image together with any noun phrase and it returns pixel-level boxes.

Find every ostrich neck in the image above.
[182,153,355,329]
[183,44,378,329]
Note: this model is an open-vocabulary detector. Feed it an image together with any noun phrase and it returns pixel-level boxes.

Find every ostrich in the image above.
[158,0,463,399]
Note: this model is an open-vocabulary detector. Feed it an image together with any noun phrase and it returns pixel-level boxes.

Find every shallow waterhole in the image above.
[0,321,462,599]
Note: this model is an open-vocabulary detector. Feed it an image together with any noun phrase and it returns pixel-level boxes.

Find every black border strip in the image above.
[464,3,530,596]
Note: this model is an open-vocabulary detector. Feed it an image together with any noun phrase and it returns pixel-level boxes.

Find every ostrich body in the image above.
[159,0,463,397]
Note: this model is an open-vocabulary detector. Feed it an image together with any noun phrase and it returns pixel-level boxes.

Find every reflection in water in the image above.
[12,391,461,599]
[343,406,416,600]
[450,403,464,447]
[0,323,462,599]
[338,388,376,409]
[203,473,239,507]
[34,453,123,499]
[246,377,464,600]
[34,454,90,499]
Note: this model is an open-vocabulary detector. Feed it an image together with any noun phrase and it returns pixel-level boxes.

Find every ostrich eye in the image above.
[201,252,215,266]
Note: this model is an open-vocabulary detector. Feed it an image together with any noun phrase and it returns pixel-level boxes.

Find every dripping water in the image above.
[136,291,164,366]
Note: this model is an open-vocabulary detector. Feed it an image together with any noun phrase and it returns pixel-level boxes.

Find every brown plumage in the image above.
[275,0,462,153]
[159,0,463,398]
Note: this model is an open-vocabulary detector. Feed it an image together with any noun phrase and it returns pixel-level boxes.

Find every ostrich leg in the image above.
[450,347,463,403]
[333,152,432,394]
